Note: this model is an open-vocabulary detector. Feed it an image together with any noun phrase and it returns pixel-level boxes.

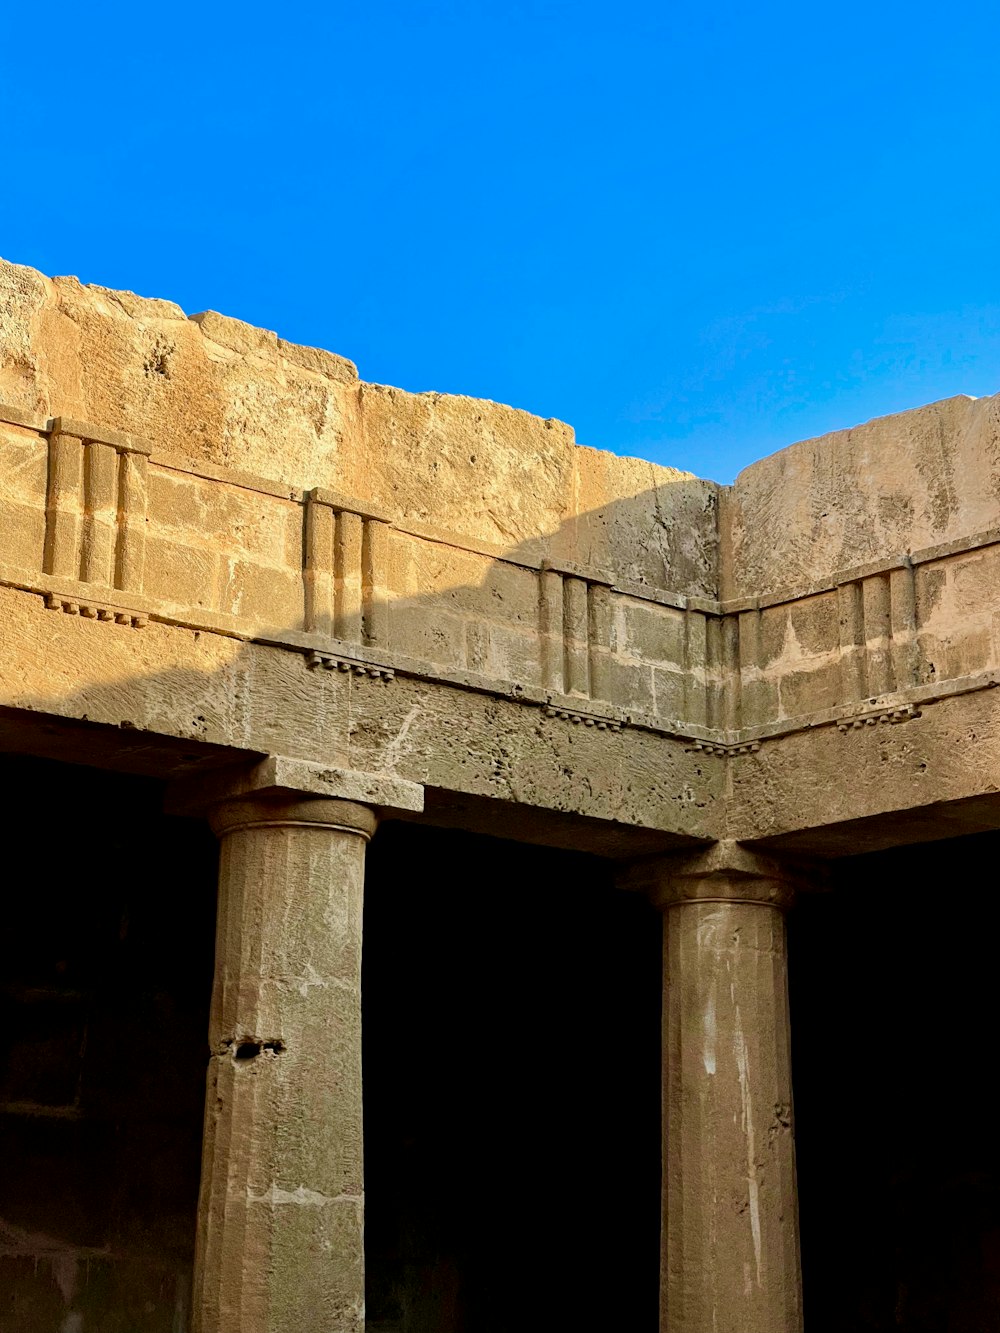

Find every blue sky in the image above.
[1,1,998,482]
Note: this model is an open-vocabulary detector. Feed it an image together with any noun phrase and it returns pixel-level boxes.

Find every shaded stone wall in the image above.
[0,259,719,598]
[362,823,662,1333]
[790,833,1000,1331]
[0,759,217,1333]
[4,255,1000,1333]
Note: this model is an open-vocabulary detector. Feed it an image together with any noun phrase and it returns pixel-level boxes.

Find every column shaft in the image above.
[194,795,375,1333]
[661,875,802,1333]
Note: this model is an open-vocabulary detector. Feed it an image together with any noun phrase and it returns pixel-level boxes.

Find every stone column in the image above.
[653,843,804,1333]
[193,791,376,1333]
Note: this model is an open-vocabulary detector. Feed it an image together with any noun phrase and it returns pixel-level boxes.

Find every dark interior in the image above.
[362,821,663,1333]
[0,756,217,1333]
[18,754,994,1331]
[0,758,663,1333]
[791,831,1000,1332]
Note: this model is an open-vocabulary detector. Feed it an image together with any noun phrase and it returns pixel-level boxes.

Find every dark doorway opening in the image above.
[0,755,217,1333]
[790,831,1000,1331]
[363,823,662,1333]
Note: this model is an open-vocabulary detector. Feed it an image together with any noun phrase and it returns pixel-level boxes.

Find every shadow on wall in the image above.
[3,258,1000,1333]
[0,479,729,855]
[0,756,219,1333]
[0,482,712,1333]
[792,834,1000,1333]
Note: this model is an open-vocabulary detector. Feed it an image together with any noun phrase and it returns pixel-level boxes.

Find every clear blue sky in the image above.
[1,2,998,482]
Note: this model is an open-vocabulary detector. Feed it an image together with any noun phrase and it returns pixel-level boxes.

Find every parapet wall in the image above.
[0,260,718,595]
[725,393,1000,599]
[721,391,1000,734]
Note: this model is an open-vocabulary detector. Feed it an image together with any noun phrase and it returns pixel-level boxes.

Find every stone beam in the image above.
[729,685,1000,855]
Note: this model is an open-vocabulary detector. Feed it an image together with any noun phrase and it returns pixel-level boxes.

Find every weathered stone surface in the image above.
[0,258,714,595]
[195,793,374,1333]
[639,847,803,1333]
[724,393,1000,599]
[4,254,1000,1333]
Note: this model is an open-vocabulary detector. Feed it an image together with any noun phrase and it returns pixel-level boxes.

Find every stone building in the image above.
[1,257,999,1332]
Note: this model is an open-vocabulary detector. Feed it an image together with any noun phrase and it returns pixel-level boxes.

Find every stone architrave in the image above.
[644,843,805,1333]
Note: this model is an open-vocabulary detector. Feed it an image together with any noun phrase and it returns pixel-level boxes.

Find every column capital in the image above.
[208,791,378,841]
[621,839,820,911]
[166,752,424,822]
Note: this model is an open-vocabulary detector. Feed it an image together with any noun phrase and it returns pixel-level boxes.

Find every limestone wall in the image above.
[0,401,723,736]
[0,260,718,596]
[0,257,732,745]
[721,393,1000,732]
[724,393,1000,599]
[3,254,1000,802]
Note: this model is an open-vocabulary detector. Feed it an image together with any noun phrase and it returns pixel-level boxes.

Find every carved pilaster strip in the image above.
[837,579,866,703]
[335,510,364,644]
[539,567,565,693]
[80,440,118,586]
[738,607,766,725]
[587,582,613,702]
[889,559,921,687]
[465,621,489,672]
[45,418,151,594]
[303,493,335,636]
[682,609,708,727]
[361,518,390,647]
[722,610,740,732]
[305,494,391,648]
[563,574,590,696]
[704,613,723,729]
[862,572,893,696]
[43,426,84,578]
[115,449,149,593]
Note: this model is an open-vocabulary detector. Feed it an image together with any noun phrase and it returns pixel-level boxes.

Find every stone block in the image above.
[219,559,303,630]
[0,423,47,505]
[356,381,576,552]
[728,392,1000,598]
[243,643,353,761]
[477,560,541,626]
[740,675,780,728]
[605,657,655,715]
[916,563,947,621]
[487,623,544,688]
[777,660,843,718]
[951,547,1000,614]
[758,605,789,667]
[143,533,221,608]
[388,602,467,670]
[149,469,301,569]
[920,628,993,681]
[788,592,838,658]
[615,597,686,667]
[567,446,719,596]
[652,665,685,720]
[0,498,45,572]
